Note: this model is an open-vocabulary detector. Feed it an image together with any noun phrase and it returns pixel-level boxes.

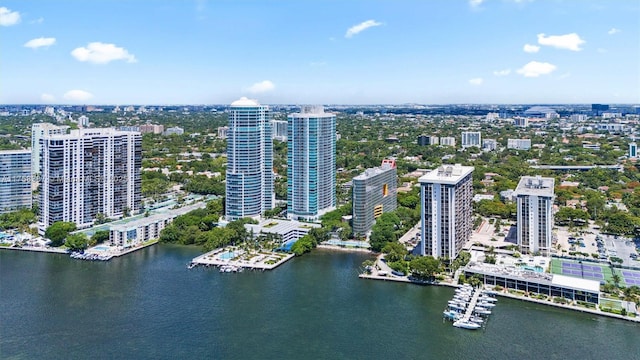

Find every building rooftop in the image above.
[418,164,474,185]
[0,149,30,155]
[353,160,396,181]
[465,262,600,293]
[515,176,555,197]
[230,97,260,107]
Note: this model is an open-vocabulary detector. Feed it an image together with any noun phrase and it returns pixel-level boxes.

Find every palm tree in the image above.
[612,274,621,289]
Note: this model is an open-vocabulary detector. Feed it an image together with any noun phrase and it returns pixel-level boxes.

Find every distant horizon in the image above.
[2,1,638,104]
[1,102,639,107]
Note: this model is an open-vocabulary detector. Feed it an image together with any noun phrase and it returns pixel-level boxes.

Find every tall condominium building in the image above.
[482,139,497,151]
[31,123,70,179]
[39,128,141,231]
[272,120,288,142]
[417,135,438,146]
[461,131,482,148]
[217,126,229,139]
[352,159,397,236]
[225,97,274,221]
[440,137,456,147]
[515,176,555,255]
[287,106,336,221]
[513,118,529,127]
[630,142,638,159]
[0,150,32,214]
[419,164,473,259]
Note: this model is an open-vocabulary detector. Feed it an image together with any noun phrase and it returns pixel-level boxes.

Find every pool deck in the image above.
[191,248,295,270]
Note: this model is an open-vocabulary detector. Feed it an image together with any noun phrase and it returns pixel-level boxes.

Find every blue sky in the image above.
[1,0,639,104]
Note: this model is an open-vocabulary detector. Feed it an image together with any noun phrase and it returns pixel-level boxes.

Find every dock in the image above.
[459,288,481,322]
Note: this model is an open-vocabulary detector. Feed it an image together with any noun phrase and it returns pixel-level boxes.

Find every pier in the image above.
[458,288,481,323]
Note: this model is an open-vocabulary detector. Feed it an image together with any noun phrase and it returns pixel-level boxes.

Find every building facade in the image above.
[439,137,456,147]
[225,97,274,221]
[39,128,141,231]
[0,150,32,214]
[272,120,288,142]
[31,123,70,179]
[461,131,482,148]
[287,106,336,221]
[352,159,397,236]
[629,142,637,158]
[507,138,531,150]
[419,164,473,259]
[482,139,497,151]
[515,176,555,255]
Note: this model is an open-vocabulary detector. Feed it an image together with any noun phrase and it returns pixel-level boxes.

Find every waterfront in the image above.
[1,246,639,359]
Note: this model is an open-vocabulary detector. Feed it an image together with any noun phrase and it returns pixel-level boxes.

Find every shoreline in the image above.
[0,240,159,258]
[316,244,373,253]
[359,273,640,323]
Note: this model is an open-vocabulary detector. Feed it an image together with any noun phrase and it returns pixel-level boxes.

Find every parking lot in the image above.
[601,234,640,267]
[555,226,599,256]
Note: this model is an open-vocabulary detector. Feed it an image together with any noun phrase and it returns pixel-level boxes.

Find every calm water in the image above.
[1,246,639,359]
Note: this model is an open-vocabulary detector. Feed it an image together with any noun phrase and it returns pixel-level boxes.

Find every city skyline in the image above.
[1,0,639,105]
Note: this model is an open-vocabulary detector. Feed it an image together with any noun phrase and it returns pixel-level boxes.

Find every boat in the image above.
[469,316,484,324]
[479,296,497,302]
[477,302,496,308]
[187,262,197,269]
[448,303,466,311]
[443,311,462,321]
[453,320,481,330]
[474,308,492,315]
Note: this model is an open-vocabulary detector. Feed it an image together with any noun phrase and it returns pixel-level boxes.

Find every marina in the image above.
[443,285,498,330]
[189,246,295,271]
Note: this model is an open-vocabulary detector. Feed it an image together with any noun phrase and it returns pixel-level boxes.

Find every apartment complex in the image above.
[515,176,555,255]
[39,128,142,231]
[352,159,397,236]
[139,124,164,134]
[31,123,69,179]
[287,106,336,221]
[461,131,481,148]
[225,97,274,221]
[507,138,532,150]
[272,119,288,142]
[440,137,456,147]
[419,164,474,259]
[630,142,638,158]
[0,150,32,214]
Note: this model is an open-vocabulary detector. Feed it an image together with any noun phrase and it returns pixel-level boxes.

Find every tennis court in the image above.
[550,258,613,283]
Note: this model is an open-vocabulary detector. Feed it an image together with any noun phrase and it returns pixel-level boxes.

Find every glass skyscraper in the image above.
[287,106,336,221]
[225,97,274,221]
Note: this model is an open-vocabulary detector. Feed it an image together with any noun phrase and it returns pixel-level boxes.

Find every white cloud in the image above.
[63,90,94,102]
[523,44,540,53]
[345,20,382,38]
[24,37,56,49]
[493,69,511,76]
[537,33,585,51]
[41,93,55,102]
[607,28,620,35]
[71,42,137,64]
[517,61,557,77]
[469,0,485,8]
[247,80,275,94]
[0,7,21,26]
[469,78,483,85]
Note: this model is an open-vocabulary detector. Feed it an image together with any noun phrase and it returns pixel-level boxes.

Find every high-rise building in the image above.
[352,159,397,236]
[0,150,32,214]
[419,164,473,259]
[507,138,531,150]
[439,137,456,147]
[31,123,70,179]
[482,139,497,151]
[417,135,429,146]
[39,128,141,231]
[139,124,164,134]
[629,142,638,159]
[461,131,482,148]
[217,126,229,139]
[515,176,554,255]
[272,120,288,142]
[225,97,274,221]
[287,106,336,221]
[513,118,529,127]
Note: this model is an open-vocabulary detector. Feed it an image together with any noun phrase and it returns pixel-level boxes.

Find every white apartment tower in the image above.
[39,128,141,231]
[287,106,336,221]
[419,164,474,259]
[225,97,274,221]
[0,150,32,214]
[31,123,70,179]
[461,131,482,148]
[515,176,555,255]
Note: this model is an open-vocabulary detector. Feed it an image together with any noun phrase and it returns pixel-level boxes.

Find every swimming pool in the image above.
[518,264,544,273]
[218,251,235,260]
[93,246,110,251]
